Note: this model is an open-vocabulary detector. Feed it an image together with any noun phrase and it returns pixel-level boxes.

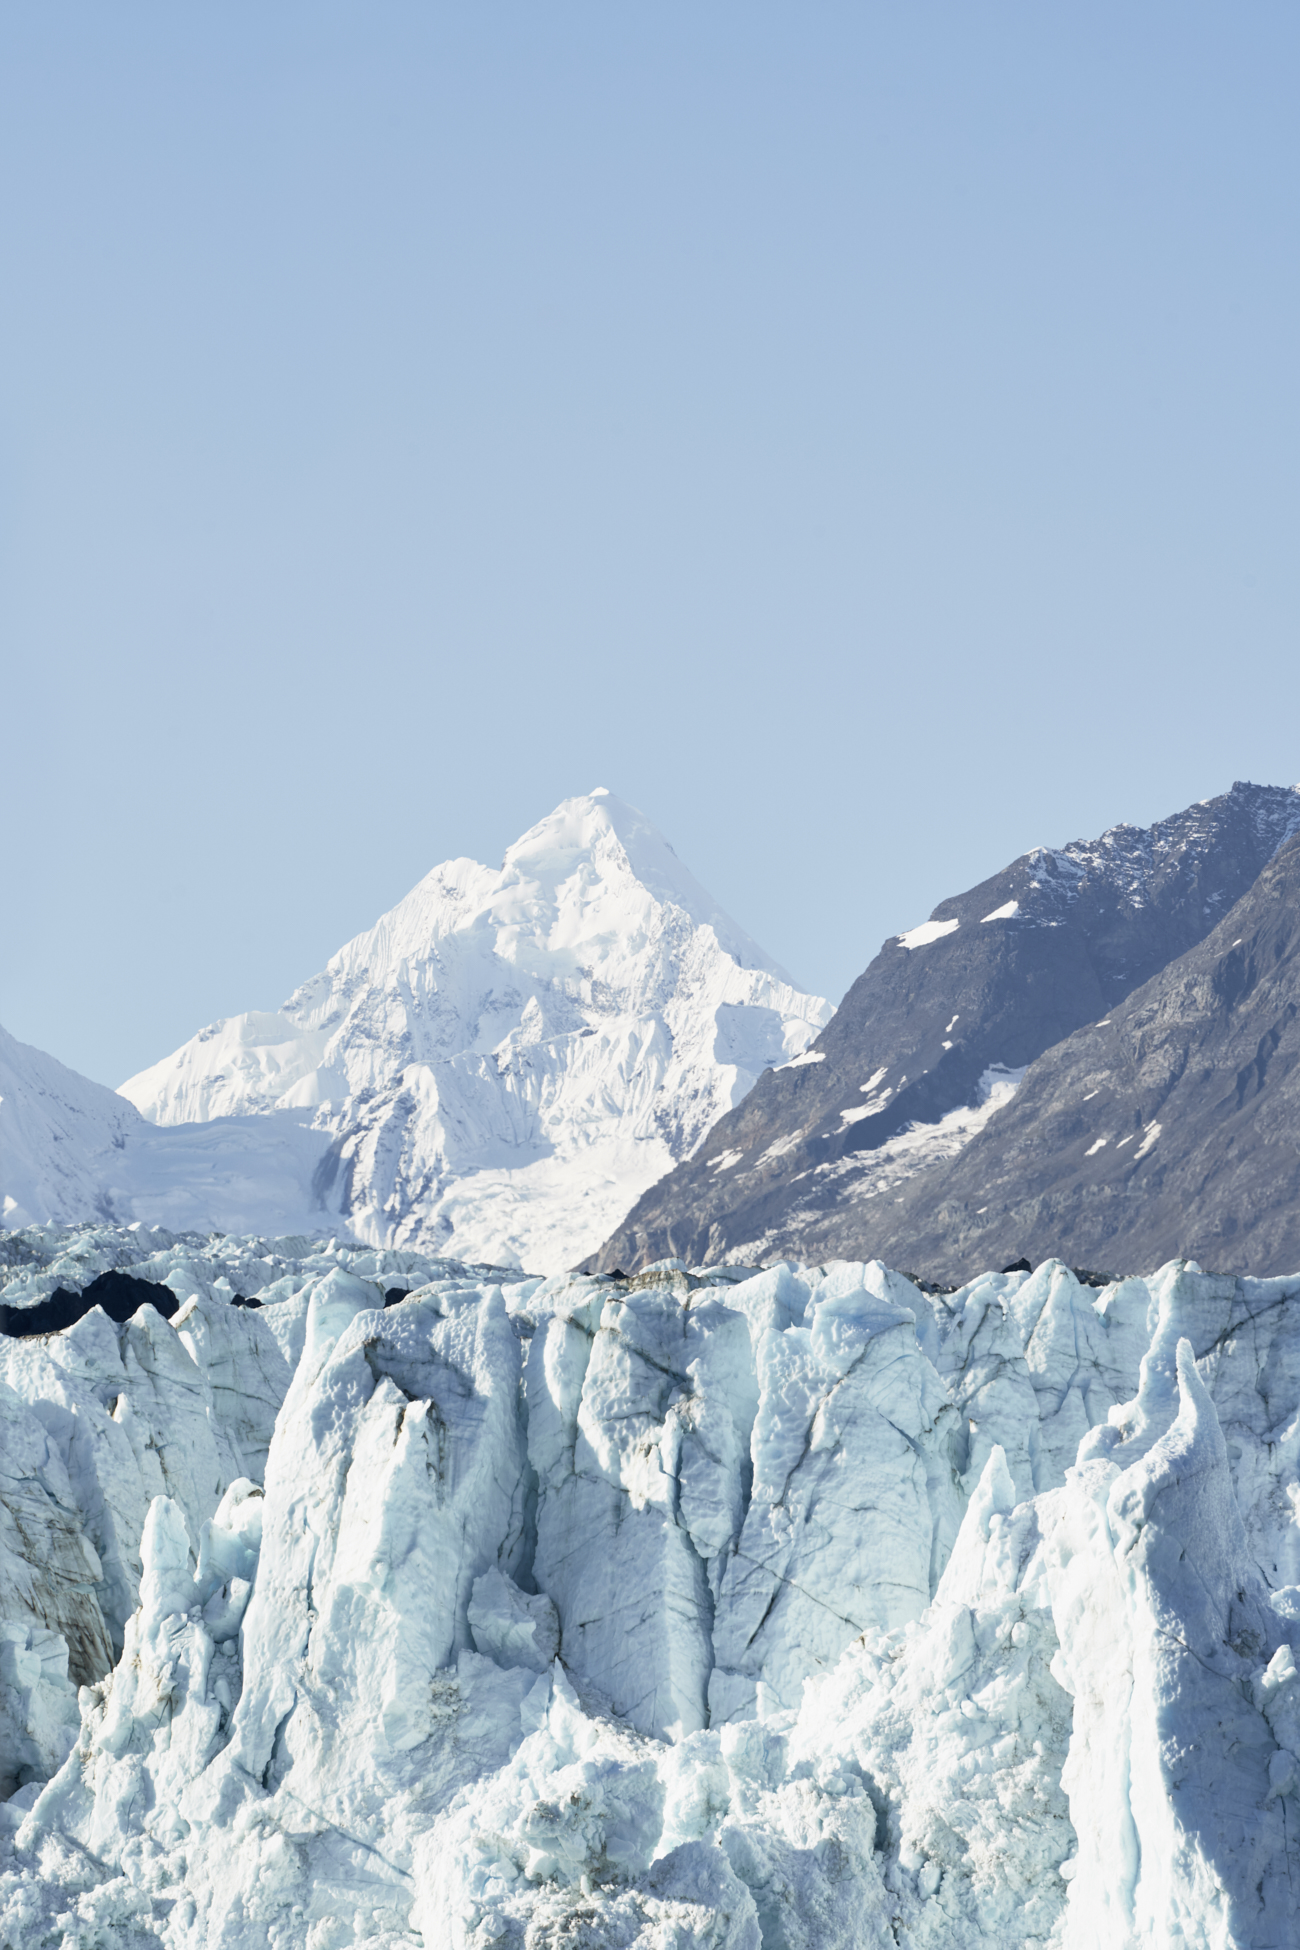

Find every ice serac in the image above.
[784,1445,1077,1946]
[0,1295,278,1669]
[0,1233,306,1707]
[0,1379,112,1712]
[524,1259,961,1740]
[708,1262,962,1720]
[526,1263,768,1740]
[6,1267,539,1947]
[595,779,1300,1275]
[224,1275,531,1809]
[917,1259,1154,1505]
[1050,1341,1296,1947]
[171,1292,289,1485]
[5,1221,1300,1947]
[120,790,830,1271]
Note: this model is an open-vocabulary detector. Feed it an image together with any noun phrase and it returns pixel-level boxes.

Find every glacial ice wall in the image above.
[2,1223,1300,1948]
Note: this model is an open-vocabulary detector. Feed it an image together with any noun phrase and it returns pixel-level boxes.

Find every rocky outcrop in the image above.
[828,830,1300,1281]
[593,780,1300,1277]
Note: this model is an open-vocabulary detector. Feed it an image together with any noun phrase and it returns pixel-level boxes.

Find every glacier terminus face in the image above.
[3,1222,1300,1947]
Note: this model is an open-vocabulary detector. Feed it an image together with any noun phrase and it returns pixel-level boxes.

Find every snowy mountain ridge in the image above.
[117,790,830,1270]
[1009,781,1300,927]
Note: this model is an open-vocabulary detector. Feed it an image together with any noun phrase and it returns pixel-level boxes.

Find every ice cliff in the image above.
[3,1223,1300,1947]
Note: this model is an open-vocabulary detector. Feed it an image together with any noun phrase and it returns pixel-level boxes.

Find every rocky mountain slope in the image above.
[593,781,1300,1275]
[830,829,1300,1281]
[4,1224,1300,1946]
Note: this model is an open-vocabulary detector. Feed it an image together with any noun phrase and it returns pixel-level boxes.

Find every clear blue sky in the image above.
[3,4,1298,1086]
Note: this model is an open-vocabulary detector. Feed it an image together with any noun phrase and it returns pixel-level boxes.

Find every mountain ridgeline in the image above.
[591,781,1300,1279]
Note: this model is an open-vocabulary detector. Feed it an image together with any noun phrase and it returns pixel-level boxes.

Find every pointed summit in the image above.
[119,792,829,1269]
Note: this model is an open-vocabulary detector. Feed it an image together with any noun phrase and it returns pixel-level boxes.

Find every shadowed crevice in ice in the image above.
[1,1269,181,1337]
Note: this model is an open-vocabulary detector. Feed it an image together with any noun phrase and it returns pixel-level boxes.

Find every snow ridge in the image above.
[0,1024,332,1241]
[19,792,828,1272]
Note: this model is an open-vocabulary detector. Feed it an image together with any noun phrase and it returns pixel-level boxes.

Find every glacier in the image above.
[4,1223,1300,1946]
[0,1024,334,1242]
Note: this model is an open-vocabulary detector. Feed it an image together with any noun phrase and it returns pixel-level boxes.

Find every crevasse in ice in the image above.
[2,1223,1299,1948]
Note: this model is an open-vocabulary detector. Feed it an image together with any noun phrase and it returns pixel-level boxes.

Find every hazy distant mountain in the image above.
[118,790,829,1269]
[592,781,1300,1274]
[1,1023,140,1229]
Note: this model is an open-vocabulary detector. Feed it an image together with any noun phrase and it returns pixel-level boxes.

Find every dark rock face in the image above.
[846,831,1300,1281]
[591,782,1300,1275]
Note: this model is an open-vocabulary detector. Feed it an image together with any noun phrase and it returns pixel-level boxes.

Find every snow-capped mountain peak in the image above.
[118,791,830,1269]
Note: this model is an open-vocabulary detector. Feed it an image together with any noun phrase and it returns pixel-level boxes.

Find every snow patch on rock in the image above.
[896,918,961,951]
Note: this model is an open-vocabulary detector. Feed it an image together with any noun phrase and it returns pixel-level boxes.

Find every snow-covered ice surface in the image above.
[4,1223,1300,1947]
[113,791,830,1272]
[0,1025,333,1241]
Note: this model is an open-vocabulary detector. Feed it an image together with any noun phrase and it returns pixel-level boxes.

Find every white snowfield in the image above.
[0,1023,334,1242]
[3,1226,1300,1947]
[113,790,830,1271]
